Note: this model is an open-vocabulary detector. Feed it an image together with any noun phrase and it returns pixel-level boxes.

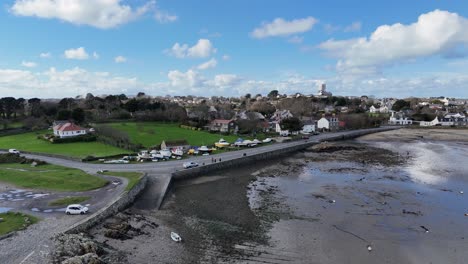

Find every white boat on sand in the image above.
[171,231,182,242]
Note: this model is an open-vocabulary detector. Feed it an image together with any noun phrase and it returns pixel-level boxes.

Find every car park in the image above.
[183,161,199,169]
[65,204,89,215]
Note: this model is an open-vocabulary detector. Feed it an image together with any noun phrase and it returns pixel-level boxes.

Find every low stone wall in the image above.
[64,174,148,234]
[172,127,396,181]
[172,142,315,180]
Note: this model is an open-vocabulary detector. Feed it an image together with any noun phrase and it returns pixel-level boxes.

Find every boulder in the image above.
[62,253,102,264]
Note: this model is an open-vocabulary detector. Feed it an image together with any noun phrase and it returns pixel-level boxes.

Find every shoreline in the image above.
[64,129,468,263]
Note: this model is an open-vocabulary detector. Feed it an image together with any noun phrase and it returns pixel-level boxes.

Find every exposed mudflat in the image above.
[86,129,468,264]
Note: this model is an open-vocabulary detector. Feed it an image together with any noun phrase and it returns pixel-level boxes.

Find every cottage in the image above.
[53,122,87,138]
[317,115,339,131]
[301,120,316,134]
[209,119,237,133]
[389,112,413,125]
[420,117,439,127]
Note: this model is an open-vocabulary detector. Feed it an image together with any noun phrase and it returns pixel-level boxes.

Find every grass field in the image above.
[0,212,39,235]
[0,130,127,158]
[48,196,91,206]
[0,163,108,191]
[99,171,143,191]
[107,122,239,147]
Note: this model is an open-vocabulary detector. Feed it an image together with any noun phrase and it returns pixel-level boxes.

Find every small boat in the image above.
[171,232,182,242]
[215,138,230,148]
[198,146,212,153]
[171,148,184,157]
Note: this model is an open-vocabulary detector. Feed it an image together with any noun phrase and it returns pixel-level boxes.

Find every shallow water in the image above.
[245,140,468,264]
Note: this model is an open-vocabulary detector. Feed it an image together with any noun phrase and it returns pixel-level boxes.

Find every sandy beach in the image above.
[85,129,468,264]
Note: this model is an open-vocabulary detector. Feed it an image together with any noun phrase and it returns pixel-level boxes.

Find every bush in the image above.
[50,134,97,144]
[0,153,47,165]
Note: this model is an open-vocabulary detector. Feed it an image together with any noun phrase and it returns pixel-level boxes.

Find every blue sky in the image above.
[1,0,468,98]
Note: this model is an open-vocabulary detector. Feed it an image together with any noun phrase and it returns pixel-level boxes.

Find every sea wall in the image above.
[171,127,395,181]
[64,174,148,234]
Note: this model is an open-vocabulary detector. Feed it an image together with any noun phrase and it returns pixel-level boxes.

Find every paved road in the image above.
[0,127,398,264]
[18,127,397,174]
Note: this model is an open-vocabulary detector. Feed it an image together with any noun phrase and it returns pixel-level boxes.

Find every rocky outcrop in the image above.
[61,253,102,264]
[51,233,102,264]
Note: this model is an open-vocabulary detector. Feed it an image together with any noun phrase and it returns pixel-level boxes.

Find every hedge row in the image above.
[179,124,202,131]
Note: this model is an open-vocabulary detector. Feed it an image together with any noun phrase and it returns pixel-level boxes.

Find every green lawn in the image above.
[0,130,127,158]
[106,122,240,147]
[48,196,91,206]
[0,121,24,130]
[98,171,143,191]
[0,212,39,235]
[0,163,108,191]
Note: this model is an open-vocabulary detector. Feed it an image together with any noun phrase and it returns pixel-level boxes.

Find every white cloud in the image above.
[168,69,203,88]
[155,10,177,23]
[64,47,89,60]
[319,10,468,76]
[323,23,340,34]
[1,66,468,98]
[250,17,317,39]
[10,0,155,29]
[0,67,141,98]
[39,52,51,58]
[166,39,217,58]
[222,55,230,61]
[213,74,241,87]
[114,56,127,63]
[344,21,362,32]
[287,36,304,44]
[196,58,217,70]
[21,61,37,68]
[93,52,99,59]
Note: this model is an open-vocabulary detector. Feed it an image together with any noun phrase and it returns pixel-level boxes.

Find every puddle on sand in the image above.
[0,207,12,213]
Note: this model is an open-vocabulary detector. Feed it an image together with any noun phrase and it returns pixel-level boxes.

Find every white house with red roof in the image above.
[53,122,87,138]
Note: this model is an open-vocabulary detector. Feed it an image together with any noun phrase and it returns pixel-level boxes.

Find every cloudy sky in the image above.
[1,0,468,98]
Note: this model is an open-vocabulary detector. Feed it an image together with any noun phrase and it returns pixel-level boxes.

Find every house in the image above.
[420,117,440,127]
[53,122,87,138]
[389,112,413,125]
[317,115,339,131]
[160,140,190,151]
[440,113,467,126]
[302,120,316,134]
[271,110,293,122]
[209,119,237,133]
[236,111,265,121]
[369,105,389,114]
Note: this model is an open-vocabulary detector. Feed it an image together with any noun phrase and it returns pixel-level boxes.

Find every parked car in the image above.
[65,204,89,215]
[183,161,199,169]
[8,149,20,154]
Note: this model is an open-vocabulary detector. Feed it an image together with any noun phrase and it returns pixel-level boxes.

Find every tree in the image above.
[58,98,75,110]
[28,98,42,117]
[392,100,410,111]
[71,108,85,123]
[268,90,279,99]
[249,101,275,116]
[56,110,72,120]
[280,117,303,132]
[1,97,16,119]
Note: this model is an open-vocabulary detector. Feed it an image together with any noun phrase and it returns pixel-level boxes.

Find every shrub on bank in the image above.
[0,153,47,165]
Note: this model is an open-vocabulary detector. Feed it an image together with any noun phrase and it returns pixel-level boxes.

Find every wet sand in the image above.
[87,129,468,264]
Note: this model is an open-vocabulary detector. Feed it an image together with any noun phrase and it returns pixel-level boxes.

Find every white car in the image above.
[8,149,20,154]
[183,161,199,169]
[66,204,89,215]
